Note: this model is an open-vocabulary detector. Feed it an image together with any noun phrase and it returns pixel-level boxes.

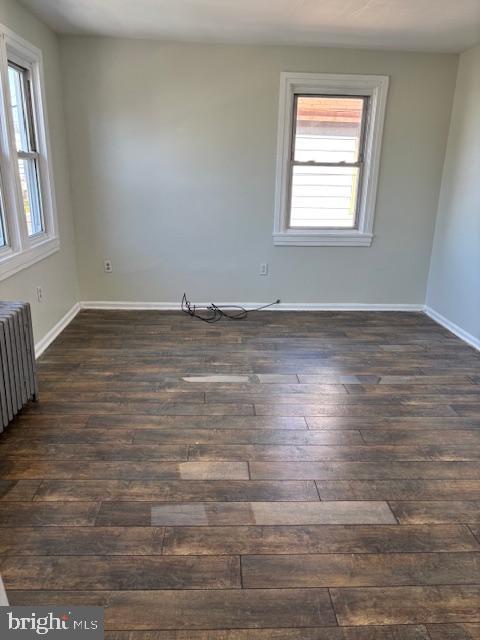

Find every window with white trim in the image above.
[0,25,58,281]
[273,73,389,246]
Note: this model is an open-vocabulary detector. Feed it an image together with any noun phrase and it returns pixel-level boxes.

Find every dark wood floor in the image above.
[1,309,480,638]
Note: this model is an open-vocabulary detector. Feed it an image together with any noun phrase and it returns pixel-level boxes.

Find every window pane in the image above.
[290,165,360,228]
[8,64,35,153]
[293,96,366,164]
[18,158,43,236]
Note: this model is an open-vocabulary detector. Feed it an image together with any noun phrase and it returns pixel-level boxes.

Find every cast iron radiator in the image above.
[0,301,38,432]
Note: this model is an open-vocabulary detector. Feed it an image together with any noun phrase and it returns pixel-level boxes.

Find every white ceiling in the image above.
[19,0,480,53]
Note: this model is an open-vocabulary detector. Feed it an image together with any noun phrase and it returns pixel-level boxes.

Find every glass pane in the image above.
[293,96,366,164]
[18,158,43,236]
[290,165,360,228]
[8,64,36,153]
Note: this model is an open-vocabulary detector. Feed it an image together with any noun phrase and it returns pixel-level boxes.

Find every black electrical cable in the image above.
[181,293,280,323]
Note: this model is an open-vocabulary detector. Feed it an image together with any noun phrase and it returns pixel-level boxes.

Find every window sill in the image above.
[273,231,373,247]
[0,236,59,281]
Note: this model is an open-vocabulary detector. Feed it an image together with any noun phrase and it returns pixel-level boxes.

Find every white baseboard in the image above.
[424,306,480,351]
[35,302,81,358]
[263,303,423,311]
[81,300,182,311]
[80,300,424,312]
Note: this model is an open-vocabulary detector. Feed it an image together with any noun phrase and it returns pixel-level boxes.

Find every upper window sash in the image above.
[273,72,389,247]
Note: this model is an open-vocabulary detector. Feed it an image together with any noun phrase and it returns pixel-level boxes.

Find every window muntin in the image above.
[289,95,368,230]
[8,61,44,236]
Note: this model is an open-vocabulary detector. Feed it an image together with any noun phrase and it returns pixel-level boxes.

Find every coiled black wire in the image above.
[181,293,280,323]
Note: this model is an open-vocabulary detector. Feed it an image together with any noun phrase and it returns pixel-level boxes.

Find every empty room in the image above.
[0,0,479,637]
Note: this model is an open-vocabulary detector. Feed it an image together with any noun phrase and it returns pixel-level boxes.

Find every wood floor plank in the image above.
[183,375,250,383]
[87,415,308,430]
[250,461,480,480]
[146,501,396,526]
[378,375,473,385]
[462,624,480,640]
[254,404,457,417]
[8,415,89,429]
[0,429,135,444]
[469,525,480,544]
[162,524,479,555]
[134,428,363,445]
[0,480,42,500]
[427,624,478,640]
[102,626,431,639]
[34,480,318,502]
[185,382,360,393]
[207,392,380,404]
[389,501,480,524]
[256,374,301,383]
[360,430,480,445]
[0,527,165,555]
[346,383,479,394]
[452,405,480,417]
[330,585,480,625]
[299,375,381,384]
[8,588,337,629]
[189,444,480,462]
[0,443,189,461]
[25,402,255,416]
[0,502,99,526]
[208,390,479,404]
[0,460,249,480]
[306,417,480,431]
[40,391,206,403]
[315,479,480,500]
[0,555,241,590]
[242,552,480,588]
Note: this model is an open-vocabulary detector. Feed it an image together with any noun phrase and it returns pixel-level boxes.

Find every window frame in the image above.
[0,25,59,281]
[273,72,389,246]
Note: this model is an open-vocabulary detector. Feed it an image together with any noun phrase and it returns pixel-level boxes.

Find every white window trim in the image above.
[0,24,59,281]
[273,72,389,247]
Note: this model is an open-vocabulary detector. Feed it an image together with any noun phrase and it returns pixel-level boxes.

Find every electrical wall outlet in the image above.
[36,286,43,303]
[104,260,113,273]
[259,263,268,276]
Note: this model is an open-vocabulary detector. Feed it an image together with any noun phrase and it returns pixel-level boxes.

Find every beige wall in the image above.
[427,44,480,343]
[60,37,457,305]
[0,0,79,343]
